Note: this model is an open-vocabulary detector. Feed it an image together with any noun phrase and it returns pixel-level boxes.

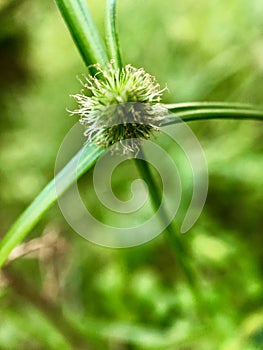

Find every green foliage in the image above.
[54,0,108,68]
[0,145,105,268]
[0,0,263,349]
[105,0,123,68]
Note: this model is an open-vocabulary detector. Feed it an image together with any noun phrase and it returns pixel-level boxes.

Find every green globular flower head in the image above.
[71,62,168,155]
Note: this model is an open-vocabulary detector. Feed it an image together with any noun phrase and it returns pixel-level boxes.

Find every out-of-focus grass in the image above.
[0,0,263,349]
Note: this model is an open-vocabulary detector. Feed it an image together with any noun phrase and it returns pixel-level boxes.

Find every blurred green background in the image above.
[0,0,263,349]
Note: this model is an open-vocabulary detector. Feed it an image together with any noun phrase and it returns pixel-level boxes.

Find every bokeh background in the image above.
[0,0,263,349]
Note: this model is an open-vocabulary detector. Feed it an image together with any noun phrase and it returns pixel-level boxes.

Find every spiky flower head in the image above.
[71,62,167,155]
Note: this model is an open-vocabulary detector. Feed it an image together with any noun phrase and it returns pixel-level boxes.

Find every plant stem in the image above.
[134,151,198,290]
[134,152,214,321]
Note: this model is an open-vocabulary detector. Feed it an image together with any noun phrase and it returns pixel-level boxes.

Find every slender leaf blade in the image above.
[162,104,263,125]
[54,0,108,68]
[0,144,105,268]
[105,0,123,68]
[164,101,263,111]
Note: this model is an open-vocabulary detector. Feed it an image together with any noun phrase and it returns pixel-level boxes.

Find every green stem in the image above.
[54,0,108,69]
[0,145,105,269]
[134,151,198,289]
[105,0,123,69]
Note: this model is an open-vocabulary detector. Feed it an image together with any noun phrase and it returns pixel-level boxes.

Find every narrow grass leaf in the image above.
[0,145,105,268]
[165,101,263,112]
[162,104,263,125]
[54,0,108,69]
[105,0,123,69]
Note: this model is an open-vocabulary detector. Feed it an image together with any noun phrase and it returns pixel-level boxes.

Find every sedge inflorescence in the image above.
[71,62,167,154]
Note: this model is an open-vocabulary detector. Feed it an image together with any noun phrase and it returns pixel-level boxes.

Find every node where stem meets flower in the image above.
[71,62,168,155]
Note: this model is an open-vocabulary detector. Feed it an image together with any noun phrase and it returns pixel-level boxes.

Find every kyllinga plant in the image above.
[0,0,263,292]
